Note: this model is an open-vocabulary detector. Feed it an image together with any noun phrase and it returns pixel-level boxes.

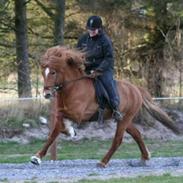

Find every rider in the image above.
[77,15,123,123]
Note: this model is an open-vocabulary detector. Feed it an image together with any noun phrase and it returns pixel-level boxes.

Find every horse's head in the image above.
[40,46,85,99]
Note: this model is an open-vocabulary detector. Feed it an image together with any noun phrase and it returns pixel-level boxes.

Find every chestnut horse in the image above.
[31,46,179,167]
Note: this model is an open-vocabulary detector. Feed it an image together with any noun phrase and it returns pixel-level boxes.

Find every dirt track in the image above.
[0,157,183,182]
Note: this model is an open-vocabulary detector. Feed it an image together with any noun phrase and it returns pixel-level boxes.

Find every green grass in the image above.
[79,174,183,183]
[0,138,183,163]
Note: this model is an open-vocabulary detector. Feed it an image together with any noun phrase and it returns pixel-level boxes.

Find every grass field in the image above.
[0,139,183,183]
[0,138,183,163]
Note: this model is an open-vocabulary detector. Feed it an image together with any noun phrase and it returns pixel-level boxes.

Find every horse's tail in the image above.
[138,87,181,135]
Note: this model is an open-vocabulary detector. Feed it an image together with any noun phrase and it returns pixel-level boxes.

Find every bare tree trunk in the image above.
[145,1,168,97]
[147,50,164,97]
[53,0,65,45]
[15,0,32,97]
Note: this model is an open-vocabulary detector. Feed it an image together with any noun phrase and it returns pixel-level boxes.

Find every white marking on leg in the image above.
[63,119,76,138]
[30,155,42,165]
[146,147,151,159]
[45,67,50,78]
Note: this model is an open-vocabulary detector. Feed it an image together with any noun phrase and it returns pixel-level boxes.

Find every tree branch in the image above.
[65,10,80,18]
[34,0,54,19]
[24,0,32,5]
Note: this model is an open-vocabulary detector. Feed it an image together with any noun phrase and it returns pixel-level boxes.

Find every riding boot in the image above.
[97,108,104,126]
[112,108,124,122]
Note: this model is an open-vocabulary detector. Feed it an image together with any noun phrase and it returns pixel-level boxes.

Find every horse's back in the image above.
[116,79,143,114]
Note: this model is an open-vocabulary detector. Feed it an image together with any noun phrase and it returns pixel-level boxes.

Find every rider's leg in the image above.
[94,79,106,124]
[111,80,124,121]
[98,71,123,121]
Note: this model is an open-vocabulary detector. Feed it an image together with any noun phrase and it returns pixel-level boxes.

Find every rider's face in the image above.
[87,28,99,37]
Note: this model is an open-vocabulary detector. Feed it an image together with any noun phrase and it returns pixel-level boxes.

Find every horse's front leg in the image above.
[30,112,63,165]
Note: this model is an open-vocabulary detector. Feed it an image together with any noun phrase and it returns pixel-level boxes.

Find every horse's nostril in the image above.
[44,93,51,99]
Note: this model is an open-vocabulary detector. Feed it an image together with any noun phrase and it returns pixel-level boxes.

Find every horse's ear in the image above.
[40,56,48,68]
[67,57,75,66]
[66,54,77,67]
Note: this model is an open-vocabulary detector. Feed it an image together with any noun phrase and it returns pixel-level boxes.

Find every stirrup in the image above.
[112,110,123,121]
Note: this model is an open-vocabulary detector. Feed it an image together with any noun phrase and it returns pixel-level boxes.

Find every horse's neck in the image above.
[57,77,97,121]
[61,76,95,102]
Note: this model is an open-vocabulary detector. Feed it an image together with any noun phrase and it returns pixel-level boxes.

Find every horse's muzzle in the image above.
[44,92,52,99]
[43,88,53,99]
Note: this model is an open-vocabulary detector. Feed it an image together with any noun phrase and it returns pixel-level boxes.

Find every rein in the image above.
[53,75,89,91]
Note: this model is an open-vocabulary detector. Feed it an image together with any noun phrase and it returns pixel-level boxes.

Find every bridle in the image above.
[43,61,92,93]
[53,75,88,91]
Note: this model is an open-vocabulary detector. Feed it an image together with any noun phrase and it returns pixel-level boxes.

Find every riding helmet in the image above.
[86,16,103,30]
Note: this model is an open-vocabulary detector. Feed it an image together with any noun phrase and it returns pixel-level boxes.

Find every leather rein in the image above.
[53,75,90,91]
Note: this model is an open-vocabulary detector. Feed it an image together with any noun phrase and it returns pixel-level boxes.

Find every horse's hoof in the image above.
[30,156,41,165]
[97,162,107,168]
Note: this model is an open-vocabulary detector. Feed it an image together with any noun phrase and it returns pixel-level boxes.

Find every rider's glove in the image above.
[87,70,102,79]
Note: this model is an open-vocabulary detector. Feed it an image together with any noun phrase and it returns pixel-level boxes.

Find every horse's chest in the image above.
[61,102,85,122]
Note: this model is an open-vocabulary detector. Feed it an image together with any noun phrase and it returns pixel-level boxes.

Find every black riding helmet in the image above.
[86,16,103,30]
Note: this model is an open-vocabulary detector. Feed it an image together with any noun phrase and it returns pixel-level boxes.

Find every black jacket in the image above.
[77,31,114,73]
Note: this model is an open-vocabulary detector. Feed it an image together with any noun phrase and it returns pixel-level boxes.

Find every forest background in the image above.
[0,0,183,99]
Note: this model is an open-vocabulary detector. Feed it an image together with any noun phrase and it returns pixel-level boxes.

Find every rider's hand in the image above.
[87,70,102,78]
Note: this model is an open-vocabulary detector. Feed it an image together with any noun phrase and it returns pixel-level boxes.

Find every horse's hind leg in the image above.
[99,117,130,167]
[126,124,151,161]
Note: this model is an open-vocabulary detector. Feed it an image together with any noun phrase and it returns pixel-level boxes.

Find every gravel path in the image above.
[0,157,183,182]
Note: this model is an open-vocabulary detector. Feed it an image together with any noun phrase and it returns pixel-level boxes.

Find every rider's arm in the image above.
[96,38,114,72]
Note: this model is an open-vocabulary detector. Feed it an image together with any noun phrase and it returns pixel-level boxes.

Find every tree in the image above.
[144,0,169,97]
[53,0,65,45]
[0,0,182,98]
[15,0,32,97]
[137,0,183,96]
[34,0,66,45]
